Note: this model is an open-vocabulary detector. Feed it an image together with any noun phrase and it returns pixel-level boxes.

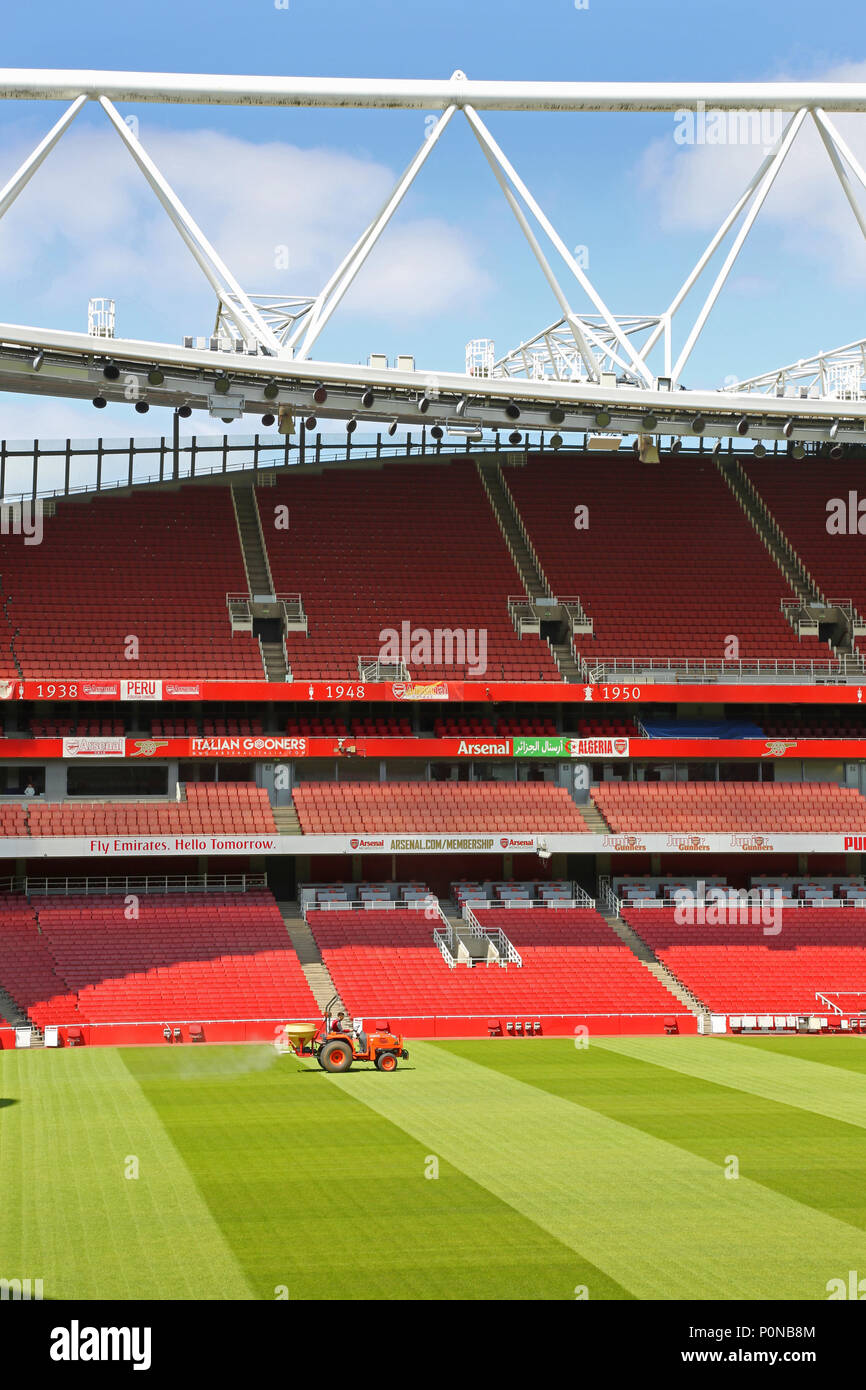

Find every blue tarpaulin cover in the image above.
[639,719,765,739]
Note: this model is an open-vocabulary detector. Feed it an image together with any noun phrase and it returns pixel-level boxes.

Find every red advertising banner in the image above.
[1,735,865,761]
[2,677,865,706]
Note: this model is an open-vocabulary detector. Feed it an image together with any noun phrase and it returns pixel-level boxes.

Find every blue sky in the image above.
[0,0,864,445]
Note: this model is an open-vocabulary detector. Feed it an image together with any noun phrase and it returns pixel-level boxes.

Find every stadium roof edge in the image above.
[1,71,866,111]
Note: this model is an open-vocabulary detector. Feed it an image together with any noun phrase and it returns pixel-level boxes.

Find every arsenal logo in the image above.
[391,683,406,699]
[500,837,509,848]
[613,738,627,755]
[350,838,359,849]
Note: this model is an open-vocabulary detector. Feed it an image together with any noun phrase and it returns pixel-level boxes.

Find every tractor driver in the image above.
[332,1013,368,1052]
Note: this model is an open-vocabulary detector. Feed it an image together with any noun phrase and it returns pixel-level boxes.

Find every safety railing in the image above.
[581,655,848,684]
[11,873,265,896]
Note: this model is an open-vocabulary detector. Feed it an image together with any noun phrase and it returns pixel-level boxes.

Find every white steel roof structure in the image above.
[0,70,865,441]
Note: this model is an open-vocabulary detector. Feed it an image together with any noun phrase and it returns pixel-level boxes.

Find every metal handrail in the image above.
[11,873,264,896]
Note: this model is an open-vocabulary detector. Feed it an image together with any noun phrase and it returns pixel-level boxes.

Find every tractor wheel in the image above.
[320,1040,354,1073]
[376,1051,398,1072]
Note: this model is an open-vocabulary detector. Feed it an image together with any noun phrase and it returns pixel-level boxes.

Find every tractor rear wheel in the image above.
[376,1051,398,1072]
[320,1040,354,1073]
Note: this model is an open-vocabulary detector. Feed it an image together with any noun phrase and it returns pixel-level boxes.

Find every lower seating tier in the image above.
[624,907,866,1013]
[0,891,317,1026]
[307,907,680,1017]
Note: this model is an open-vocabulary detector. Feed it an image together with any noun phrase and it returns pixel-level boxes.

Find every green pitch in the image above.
[2,1035,866,1300]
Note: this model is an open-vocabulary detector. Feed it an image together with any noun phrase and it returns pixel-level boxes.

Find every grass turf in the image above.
[1,1036,865,1300]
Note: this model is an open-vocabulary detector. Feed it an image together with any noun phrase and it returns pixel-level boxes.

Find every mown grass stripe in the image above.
[0,1048,254,1300]
[593,1035,866,1132]
[323,1040,866,1300]
[122,1043,621,1301]
[441,1037,866,1233]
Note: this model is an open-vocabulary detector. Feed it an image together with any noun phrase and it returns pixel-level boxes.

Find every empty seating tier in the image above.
[592,781,866,832]
[625,907,866,1014]
[507,455,827,666]
[743,457,866,622]
[26,784,276,837]
[307,906,679,1018]
[2,488,263,678]
[262,460,560,681]
[293,781,588,833]
[0,891,317,1026]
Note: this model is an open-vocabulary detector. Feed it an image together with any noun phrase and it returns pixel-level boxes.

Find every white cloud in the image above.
[0,121,492,338]
[635,59,866,288]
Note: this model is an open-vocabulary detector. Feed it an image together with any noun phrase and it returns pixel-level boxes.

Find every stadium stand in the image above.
[624,906,866,1014]
[592,780,866,831]
[0,896,78,1024]
[26,783,276,837]
[0,891,317,1027]
[507,455,829,666]
[743,458,866,620]
[307,905,681,1017]
[759,708,866,739]
[293,781,588,833]
[1,488,263,678]
[0,806,29,836]
[262,460,561,681]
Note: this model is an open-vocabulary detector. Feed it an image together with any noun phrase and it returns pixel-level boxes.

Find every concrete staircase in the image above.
[600,908,709,1019]
[476,458,584,682]
[231,485,290,683]
[0,982,30,1028]
[717,456,864,669]
[272,805,302,835]
[278,904,346,1014]
[579,800,610,833]
[232,485,273,595]
[442,906,501,964]
[0,981,45,1044]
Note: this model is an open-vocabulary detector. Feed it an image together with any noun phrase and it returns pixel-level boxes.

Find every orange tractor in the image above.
[312,996,409,1073]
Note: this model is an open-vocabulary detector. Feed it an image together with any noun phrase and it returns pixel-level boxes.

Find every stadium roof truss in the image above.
[1,72,866,440]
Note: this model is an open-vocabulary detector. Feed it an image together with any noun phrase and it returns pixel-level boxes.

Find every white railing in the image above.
[10,874,265,896]
[581,655,847,684]
[817,991,866,1015]
[357,655,409,681]
[464,903,522,967]
[433,926,457,968]
[486,926,523,966]
[599,879,623,916]
[301,896,439,921]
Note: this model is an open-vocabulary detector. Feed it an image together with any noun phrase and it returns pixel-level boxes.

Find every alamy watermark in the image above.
[674,101,784,150]
[673,880,782,935]
[0,499,43,546]
[378,622,488,677]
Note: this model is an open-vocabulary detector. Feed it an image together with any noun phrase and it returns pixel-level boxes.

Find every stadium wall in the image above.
[0,1012,699,1048]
